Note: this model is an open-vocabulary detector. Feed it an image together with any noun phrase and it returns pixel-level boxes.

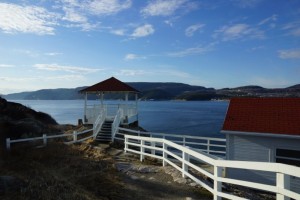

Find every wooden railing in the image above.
[116,127,226,157]
[124,135,300,200]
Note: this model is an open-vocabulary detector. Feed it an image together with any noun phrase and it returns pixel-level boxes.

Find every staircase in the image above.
[95,120,113,142]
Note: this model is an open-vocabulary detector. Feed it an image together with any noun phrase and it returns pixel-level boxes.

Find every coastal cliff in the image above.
[0,97,59,152]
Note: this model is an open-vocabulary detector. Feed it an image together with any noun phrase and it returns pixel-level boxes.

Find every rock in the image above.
[0,176,25,195]
[115,162,132,172]
[189,182,197,187]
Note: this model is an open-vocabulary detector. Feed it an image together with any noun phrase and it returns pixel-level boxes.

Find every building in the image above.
[221,98,300,193]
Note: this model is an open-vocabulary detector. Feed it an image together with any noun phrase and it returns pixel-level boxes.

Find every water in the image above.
[12,100,229,138]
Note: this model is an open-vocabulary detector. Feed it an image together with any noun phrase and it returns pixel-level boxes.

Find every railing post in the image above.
[73,131,77,142]
[6,138,11,151]
[140,140,145,162]
[182,147,190,178]
[43,134,47,146]
[207,139,210,154]
[276,172,290,200]
[214,165,222,200]
[163,142,167,167]
[183,136,186,146]
[150,135,155,155]
[124,136,128,153]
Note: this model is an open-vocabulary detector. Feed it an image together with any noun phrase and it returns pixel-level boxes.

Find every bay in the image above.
[12,100,228,138]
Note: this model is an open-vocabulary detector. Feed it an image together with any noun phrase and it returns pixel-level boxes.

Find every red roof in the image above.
[222,98,300,136]
[80,77,140,93]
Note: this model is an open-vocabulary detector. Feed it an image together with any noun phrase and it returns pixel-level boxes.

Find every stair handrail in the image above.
[111,108,123,142]
[93,107,107,139]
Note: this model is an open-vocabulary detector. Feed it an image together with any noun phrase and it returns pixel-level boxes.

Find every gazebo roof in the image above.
[80,77,140,93]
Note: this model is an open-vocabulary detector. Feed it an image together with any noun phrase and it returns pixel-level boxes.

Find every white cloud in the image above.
[167,45,213,57]
[117,69,148,76]
[0,64,14,68]
[111,29,126,36]
[84,0,132,15]
[282,21,300,37]
[278,49,300,59]
[185,24,205,37]
[131,24,154,38]
[258,14,277,28]
[141,0,188,17]
[0,3,59,35]
[213,23,264,41]
[231,0,262,8]
[34,63,102,73]
[124,54,146,61]
[44,52,63,56]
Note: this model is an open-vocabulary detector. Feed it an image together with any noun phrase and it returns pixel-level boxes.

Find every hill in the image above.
[2,82,300,101]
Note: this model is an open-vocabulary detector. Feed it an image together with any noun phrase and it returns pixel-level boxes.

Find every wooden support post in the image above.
[43,134,47,146]
[6,138,11,151]
[140,140,145,162]
[276,172,290,200]
[214,166,222,200]
[73,131,77,142]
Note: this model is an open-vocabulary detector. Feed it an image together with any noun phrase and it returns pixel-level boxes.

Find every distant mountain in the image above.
[2,82,300,101]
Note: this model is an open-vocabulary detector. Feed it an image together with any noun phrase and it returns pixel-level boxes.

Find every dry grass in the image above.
[1,142,125,200]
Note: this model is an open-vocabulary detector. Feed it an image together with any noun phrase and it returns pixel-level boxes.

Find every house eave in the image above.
[221,130,300,139]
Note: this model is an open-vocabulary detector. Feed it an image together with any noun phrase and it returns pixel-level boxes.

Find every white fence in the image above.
[124,135,300,200]
[117,127,226,157]
[6,128,93,151]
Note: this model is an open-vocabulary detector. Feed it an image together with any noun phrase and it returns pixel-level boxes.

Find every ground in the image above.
[0,141,212,200]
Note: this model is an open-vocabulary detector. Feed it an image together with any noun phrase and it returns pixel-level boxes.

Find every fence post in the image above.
[73,131,77,142]
[214,165,222,200]
[276,172,290,200]
[140,140,145,162]
[124,136,128,153]
[150,135,155,155]
[207,139,210,154]
[182,146,190,178]
[43,134,47,146]
[163,142,167,167]
[6,138,11,151]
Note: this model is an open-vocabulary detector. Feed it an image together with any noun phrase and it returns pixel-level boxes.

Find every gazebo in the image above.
[79,77,140,125]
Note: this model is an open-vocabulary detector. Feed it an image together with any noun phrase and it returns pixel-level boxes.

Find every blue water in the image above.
[12,100,228,138]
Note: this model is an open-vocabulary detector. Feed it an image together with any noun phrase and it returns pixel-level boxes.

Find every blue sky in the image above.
[0,0,299,94]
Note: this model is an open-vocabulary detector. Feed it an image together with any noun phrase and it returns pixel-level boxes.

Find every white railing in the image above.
[6,129,93,151]
[93,108,107,138]
[124,135,300,200]
[111,109,123,142]
[116,127,226,157]
[86,104,137,124]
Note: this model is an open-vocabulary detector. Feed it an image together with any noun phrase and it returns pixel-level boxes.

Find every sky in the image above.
[0,0,300,94]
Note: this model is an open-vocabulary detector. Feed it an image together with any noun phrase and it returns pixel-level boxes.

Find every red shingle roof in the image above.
[222,98,300,136]
[80,77,140,93]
